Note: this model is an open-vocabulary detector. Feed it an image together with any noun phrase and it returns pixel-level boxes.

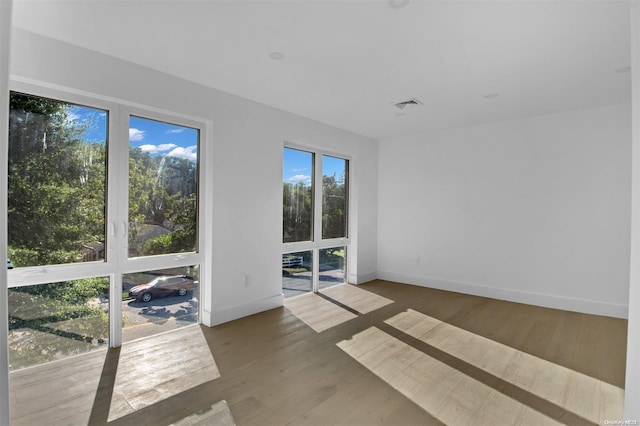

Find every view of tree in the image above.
[8,278,109,370]
[128,148,197,257]
[283,181,312,242]
[322,172,348,239]
[8,93,106,266]
[6,92,199,369]
[282,172,347,243]
[8,92,198,265]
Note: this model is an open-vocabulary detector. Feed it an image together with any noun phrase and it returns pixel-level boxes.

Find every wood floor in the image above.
[9,280,627,425]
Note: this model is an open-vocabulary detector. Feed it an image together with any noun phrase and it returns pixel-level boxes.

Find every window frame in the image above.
[6,80,214,346]
[282,142,351,293]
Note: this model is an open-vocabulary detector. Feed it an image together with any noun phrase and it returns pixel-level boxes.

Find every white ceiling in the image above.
[11,0,631,140]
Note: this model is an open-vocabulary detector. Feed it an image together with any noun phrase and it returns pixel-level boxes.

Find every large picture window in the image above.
[282,146,350,298]
[6,87,208,369]
[128,116,199,258]
[8,92,108,267]
[322,155,348,239]
[283,147,313,243]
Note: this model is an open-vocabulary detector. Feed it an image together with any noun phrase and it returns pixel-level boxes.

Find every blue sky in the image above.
[283,147,346,185]
[68,105,107,143]
[68,106,198,161]
[129,116,198,161]
[70,106,345,173]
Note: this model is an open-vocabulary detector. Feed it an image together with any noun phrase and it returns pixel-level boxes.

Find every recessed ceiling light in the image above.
[615,66,631,73]
[388,0,409,9]
[482,93,499,99]
[269,52,286,61]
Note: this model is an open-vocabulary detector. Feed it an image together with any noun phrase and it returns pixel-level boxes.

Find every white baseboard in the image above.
[203,293,284,327]
[377,270,629,319]
[350,271,378,285]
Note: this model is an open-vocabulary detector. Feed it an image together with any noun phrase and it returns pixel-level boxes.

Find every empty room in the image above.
[1,0,639,425]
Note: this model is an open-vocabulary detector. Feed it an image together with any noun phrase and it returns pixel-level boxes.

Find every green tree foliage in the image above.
[282,172,347,242]
[128,147,157,224]
[142,233,172,256]
[8,92,198,263]
[8,92,105,267]
[163,192,197,253]
[322,173,348,239]
[128,149,198,256]
[7,92,198,368]
[8,277,109,370]
[283,181,312,242]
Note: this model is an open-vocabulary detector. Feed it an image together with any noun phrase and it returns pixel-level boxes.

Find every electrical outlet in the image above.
[414,256,422,265]
[243,274,251,287]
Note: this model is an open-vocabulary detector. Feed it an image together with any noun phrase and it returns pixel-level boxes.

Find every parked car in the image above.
[128,275,195,303]
[6,258,13,269]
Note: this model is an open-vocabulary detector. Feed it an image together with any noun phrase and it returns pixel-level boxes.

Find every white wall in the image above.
[625,1,640,420]
[1,2,13,424]
[379,104,631,318]
[9,29,379,326]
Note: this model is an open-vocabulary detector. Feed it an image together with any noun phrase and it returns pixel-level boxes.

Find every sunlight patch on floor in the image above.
[284,293,357,332]
[9,349,106,425]
[108,326,220,421]
[285,284,394,333]
[337,326,560,425]
[384,309,624,424]
[321,284,393,314]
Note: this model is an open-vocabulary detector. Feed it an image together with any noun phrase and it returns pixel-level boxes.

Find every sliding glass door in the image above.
[6,86,207,368]
[282,146,349,298]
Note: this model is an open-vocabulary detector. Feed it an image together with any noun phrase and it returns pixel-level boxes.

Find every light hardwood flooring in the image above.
[9,280,627,425]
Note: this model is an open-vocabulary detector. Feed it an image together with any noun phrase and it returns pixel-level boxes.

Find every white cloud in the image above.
[288,174,311,184]
[158,143,178,151]
[166,129,185,134]
[292,168,307,172]
[139,143,178,154]
[66,112,80,122]
[129,128,146,142]
[168,145,197,161]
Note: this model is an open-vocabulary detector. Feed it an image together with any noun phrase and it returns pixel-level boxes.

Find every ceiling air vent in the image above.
[393,97,423,110]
